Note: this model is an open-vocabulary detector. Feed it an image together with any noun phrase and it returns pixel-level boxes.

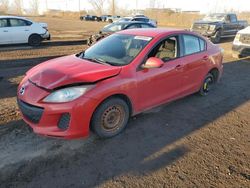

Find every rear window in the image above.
[9,19,31,27]
[199,38,206,51]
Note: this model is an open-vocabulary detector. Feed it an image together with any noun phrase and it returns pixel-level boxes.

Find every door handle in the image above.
[25,30,29,31]
[202,55,209,60]
[175,64,183,70]
[3,30,8,32]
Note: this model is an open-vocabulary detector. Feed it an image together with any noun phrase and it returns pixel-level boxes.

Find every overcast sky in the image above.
[21,0,250,13]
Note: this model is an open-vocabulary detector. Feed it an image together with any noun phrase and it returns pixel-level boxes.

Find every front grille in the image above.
[17,99,44,124]
[192,24,209,32]
[58,113,71,130]
[240,34,250,44]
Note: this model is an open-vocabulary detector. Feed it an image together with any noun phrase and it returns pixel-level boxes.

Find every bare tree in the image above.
[30,0,39,15]
[13,0,23,15]
[88,0,106,15]
[0,0,9,13]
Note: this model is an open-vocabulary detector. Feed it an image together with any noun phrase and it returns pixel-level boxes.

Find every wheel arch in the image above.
[89,93,134,131]
[29,33,41,37]
[96,93,134,116]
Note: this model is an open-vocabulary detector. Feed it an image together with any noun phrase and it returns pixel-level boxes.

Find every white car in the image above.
[0,16,50,46]
[232,26,250,58]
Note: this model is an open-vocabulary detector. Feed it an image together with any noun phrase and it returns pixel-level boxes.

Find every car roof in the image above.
[117,28,185,37]
[114,21,152,25]
[0,15,31,21]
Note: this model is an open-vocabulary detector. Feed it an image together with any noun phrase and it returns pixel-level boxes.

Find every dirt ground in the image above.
[0,17,249,188]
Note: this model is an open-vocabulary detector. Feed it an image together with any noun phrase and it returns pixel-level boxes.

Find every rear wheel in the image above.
[199,73,215,96]
[28,34,42,46]
[91,98,130,138]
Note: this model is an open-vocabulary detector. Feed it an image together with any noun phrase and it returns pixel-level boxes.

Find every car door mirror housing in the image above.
[142,57,164,69]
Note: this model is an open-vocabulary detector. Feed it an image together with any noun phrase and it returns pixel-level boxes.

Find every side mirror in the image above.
[142,57,164,69]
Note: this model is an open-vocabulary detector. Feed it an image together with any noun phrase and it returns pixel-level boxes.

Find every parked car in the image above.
[134,14,147,18]
[17,28,223,139]
[106,15,121,23]
[94,16,102,22]
[100,15,112,22]
[117,16,157,27]
[80,15,97,21]
[232,26,250,58]
[191,13,248,43]
[87,21,156,46]
[0,16,50,46]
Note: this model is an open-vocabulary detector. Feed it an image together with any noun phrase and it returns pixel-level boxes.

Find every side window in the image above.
[0,19,8,28]
[148,36,179,62]
[127,24,141,29]
[135,18,149,22]
[141,24,153,28]
[9,19,28,27]
[183,35,201,55]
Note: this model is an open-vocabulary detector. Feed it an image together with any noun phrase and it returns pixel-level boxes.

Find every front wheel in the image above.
[91,98,130,138]
[199,73,215,96]
[28,34,42,46]
[211,30,221,44]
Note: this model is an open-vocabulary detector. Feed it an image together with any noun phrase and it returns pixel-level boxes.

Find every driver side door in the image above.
[136,35,185,111]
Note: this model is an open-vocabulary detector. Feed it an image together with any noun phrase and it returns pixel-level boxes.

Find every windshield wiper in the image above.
[82,57,112,66]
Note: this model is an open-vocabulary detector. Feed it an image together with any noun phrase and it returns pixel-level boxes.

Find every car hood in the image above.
[238,26,250,34]
[27,55,121,90]
[194,20,220,25]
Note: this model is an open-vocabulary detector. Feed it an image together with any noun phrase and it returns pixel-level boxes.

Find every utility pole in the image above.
[78,0,81,16]
[45,0,48,11]
[112,0,115,15]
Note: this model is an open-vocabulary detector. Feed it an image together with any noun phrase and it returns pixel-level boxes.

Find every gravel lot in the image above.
[0,17,249,188]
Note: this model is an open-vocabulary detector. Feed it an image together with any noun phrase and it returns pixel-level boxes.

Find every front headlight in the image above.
[209,25,216,30]
[43,85,94,103]
[234,33,241,41]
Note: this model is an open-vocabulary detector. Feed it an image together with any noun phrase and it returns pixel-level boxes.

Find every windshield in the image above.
[102,23,128,32]
[203,14,225,22]
[79,34,152,66]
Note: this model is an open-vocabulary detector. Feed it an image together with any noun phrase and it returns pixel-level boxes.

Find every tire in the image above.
[211,30,221,44]
[28,34,42,46]
[108,19,113,23]
[199,73,215,96]
[91,98,130,138]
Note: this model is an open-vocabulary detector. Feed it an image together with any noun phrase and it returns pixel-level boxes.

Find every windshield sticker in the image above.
[134,36,152,41]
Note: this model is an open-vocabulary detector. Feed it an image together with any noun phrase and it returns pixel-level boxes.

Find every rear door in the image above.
[180,34,208,93]
[0,18,11,44]
[8,18,33,44]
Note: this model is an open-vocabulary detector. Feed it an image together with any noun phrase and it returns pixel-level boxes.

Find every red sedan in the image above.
[17,29,223,139]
